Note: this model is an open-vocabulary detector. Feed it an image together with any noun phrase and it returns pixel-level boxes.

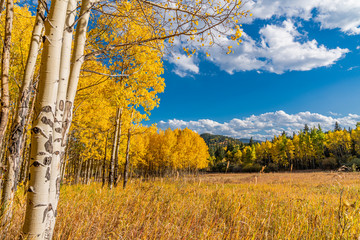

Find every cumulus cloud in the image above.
[158,110,360,140]
[170,20,348,76]
[258,20,348,74]
[168,52,199,77]
[247,0,360,35]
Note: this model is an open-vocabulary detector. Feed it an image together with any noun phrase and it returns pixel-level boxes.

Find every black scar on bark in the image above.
[31,161,44,167]
[28,186,35,193]
[32,127,47,138]
[55,127,62,133]
[41,116,54,127]
[43,156,52,165]
[45,135,53,153]
[54,151,60,155]
[32,127,40,134]
[34,203,47,208]
[59,100,64,111]
[65,101,72,118]
[45,167,50,182]
[42,106,52,113]
[42,204,54,223]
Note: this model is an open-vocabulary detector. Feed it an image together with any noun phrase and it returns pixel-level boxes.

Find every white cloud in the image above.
[168,52,199,77]
[247,0,360,35]
[158,110,360,140]
[170,20,348,76]
[258,20,349,74]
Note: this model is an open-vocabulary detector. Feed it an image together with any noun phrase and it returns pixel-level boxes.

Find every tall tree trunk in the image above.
[22,0,69,237]
[114,108,122,187]
[83,160,88,184]
[102,132,108,187]
[75,158,82,185]
[86,159,91,184]
[123,113,133,189]
[109,108,121,189]
[0,0,14,227]
[47,0,77,236]
[62,0,91,152]
[1,1,44,226]
[0,0,13,162]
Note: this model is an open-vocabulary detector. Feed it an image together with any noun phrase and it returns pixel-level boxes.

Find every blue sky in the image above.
[149,0,360,140]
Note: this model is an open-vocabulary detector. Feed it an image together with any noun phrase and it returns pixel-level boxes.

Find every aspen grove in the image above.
[0,0,249,238]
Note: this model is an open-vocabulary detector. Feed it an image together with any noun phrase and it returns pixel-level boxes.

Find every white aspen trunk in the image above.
[86,159,91,184]
[102,133,108,187]
[123,124,132,189]
[93,161,99,182]
[109,108,121,189]
[0,0,13,171]
[22,0,69,238]
[123,111,134,189]
[0,0,14,227]
[114,108,122,187]
[62,0,91,150]
[46,0,77,237]
[1,2,44,226]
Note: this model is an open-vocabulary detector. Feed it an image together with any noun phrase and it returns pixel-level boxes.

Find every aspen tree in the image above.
[109,108,121,189]
[1,2,44,225]
[0,0,14,228]
[113,108,122,187]
[45,0,77,237]
[0,0,13,161]
[22,0,69,237]
[123,110,133,189]
[62,0,91,147]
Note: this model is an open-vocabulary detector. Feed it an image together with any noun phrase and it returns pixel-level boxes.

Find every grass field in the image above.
[3,172,360,239]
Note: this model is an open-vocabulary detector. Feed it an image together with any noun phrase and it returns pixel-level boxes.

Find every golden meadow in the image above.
[2,172,360,239]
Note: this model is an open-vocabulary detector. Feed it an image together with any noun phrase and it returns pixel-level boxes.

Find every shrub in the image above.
[320,157,338,170]
[242,163,262,172]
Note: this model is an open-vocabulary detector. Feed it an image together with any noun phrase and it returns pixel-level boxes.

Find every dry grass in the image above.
[3,172,360,239]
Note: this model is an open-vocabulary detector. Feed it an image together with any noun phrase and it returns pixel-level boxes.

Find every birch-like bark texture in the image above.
[114,108,122,187]
[1,2,44,225]
[102,133,108,187]
[62,0,91,149]
[0,0,13,164]
[22,0,69,238]
[109,108,121,189]
[0,0,14,227]
[47,0,77,237]
[123,124,132,189]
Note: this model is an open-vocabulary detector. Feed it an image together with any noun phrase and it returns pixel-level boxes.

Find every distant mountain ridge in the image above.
[238,138,262,144]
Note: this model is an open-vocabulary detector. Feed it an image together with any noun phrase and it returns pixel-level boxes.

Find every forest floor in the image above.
[4,172,360,239]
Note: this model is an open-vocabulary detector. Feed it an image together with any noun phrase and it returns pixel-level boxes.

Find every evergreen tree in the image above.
[249,137,254,146]
[334,121,341,131]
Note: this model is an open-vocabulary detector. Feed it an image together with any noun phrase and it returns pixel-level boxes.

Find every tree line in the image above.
[207,123,360,172]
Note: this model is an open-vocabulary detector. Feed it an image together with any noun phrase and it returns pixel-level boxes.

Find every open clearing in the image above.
[3,172,360,239]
